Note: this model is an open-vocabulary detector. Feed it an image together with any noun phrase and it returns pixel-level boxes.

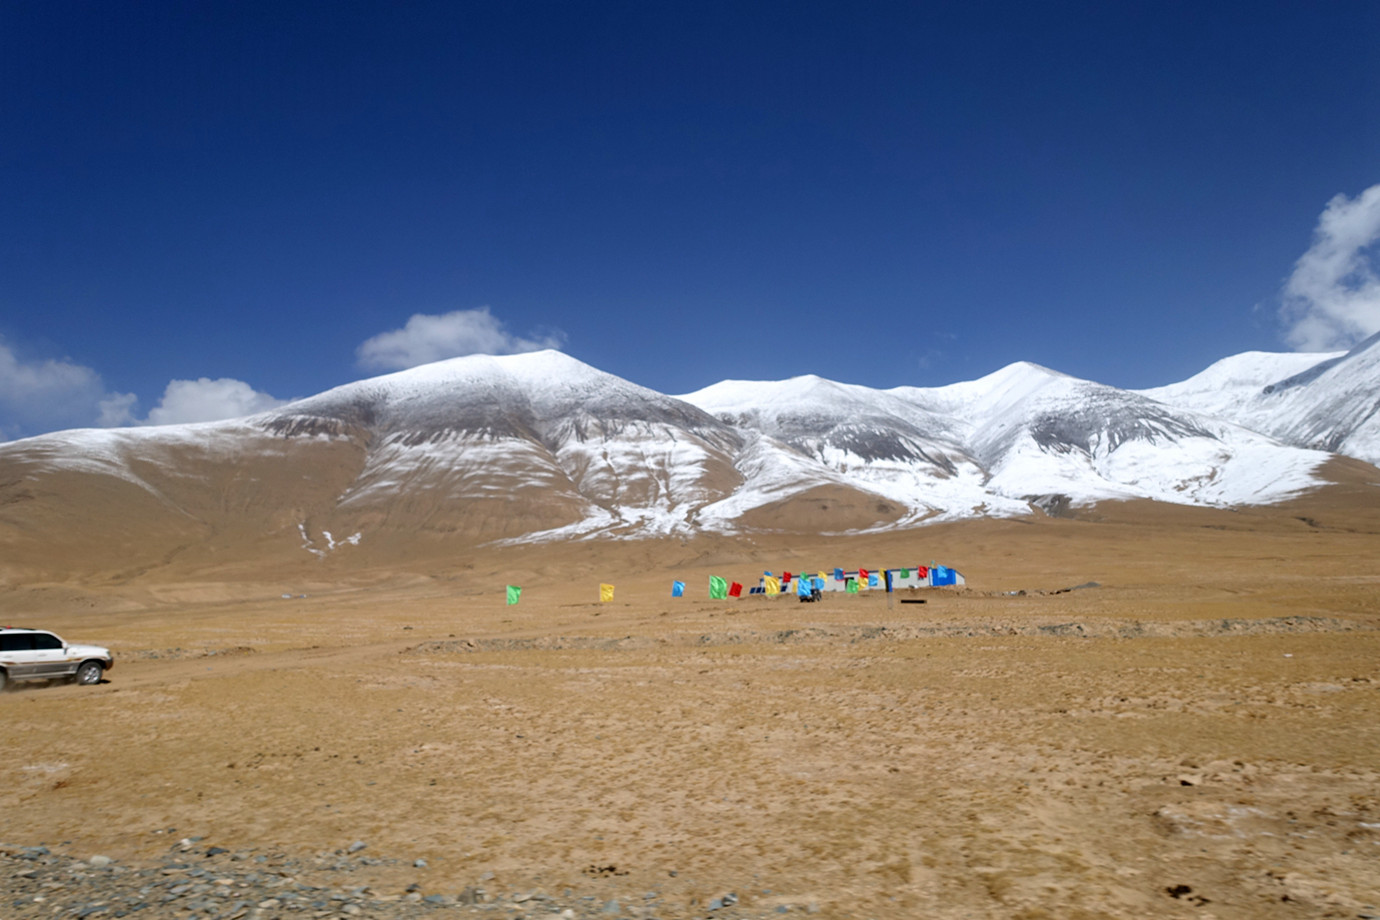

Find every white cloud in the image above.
[0,337,289,440]
[97,392,139,427]
[1281,183,1380,351]
[0,338,136,438]
[356,307,566,371]
[144,378,289,426]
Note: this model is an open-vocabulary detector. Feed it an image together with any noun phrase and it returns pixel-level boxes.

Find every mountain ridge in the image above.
[1,341,1376,577]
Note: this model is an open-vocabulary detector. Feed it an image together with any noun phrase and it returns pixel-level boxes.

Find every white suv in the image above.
[0,628,113,690]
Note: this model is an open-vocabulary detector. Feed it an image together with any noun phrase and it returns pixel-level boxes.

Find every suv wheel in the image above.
[74,661,104,685]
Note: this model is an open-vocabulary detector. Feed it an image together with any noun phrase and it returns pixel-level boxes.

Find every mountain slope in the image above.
[1142,334,1380,465]
[892,361,1328,511]
[262,350,747,542]
[0,420,371,579]
[0,345,1374,580]
[679,376,1014,528]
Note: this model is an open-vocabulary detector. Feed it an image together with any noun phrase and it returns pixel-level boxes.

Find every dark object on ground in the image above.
[1053,581,1102,594]
[900,599,927,604]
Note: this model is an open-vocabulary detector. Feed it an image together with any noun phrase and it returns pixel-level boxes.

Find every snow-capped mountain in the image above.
[261,351,745,541]
[894,362,1330,510]
[0,343,1375,573]
[683,359,1338,522]
[1140,332,1380,465]
[679,376,1013,528]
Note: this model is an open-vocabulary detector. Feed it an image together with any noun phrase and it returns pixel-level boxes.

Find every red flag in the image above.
[728,581,743,597]
[859,568,869,582]
[917,565,928,578]
[783,571,792,583]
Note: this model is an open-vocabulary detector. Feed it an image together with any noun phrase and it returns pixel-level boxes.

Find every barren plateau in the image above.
[3,484,1379,919]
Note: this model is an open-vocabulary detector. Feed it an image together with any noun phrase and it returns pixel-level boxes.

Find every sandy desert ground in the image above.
[3,484,1380,919]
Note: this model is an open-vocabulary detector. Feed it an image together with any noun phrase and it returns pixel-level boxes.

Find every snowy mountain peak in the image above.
[685,375,900,417]
[264,349,731,446]
[1,343,1375,560]
[1139,334,1380,464]
[1137,349,1343,411]
[887,360,1072,417]
[280,349,631,413]
[1263,330,1380,395]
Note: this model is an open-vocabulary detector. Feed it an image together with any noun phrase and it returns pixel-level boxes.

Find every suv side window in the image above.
[32,633,63,650]
[1,634,33,651]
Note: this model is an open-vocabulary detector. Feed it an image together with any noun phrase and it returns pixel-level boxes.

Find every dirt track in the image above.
[3,499,1380,918]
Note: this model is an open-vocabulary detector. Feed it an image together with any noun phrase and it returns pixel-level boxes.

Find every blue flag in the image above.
[796,576,811,596]
[671,580,685,597]
[834,568,844,581]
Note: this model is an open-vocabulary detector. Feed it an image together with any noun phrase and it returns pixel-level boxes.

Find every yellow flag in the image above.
[764,576,781,595]
[599,583,615,602]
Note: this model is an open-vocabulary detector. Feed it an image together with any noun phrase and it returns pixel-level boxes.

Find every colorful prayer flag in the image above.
[764,576,781,596]
[868,572,879,588]
[600,583,615,602]
[728,581,743,598]
[796,576,812,596]
[506,585,521,606]
[845,578,859,594]
[671,580,685,597]
[709,576,728,599]
[834,568,844,581]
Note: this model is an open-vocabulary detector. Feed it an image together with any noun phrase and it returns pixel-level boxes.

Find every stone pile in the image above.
[2,842,796,919]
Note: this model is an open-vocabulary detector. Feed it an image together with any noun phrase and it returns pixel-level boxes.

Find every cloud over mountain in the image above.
[1281,183,1380,351]
[4,305,568,438]
[0,338,135,439]
[0,338,289,439]
[355,308,567,371]
[144,378,289,426]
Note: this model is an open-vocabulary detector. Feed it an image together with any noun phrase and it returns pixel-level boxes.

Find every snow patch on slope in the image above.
[298,523,362,558]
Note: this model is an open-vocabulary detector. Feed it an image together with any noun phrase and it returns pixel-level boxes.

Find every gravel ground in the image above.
[1,843,795,920]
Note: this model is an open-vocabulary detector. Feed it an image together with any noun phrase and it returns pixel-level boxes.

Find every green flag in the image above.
[506,585,521,605]
[846,578,859,594]
[709,575,728,600]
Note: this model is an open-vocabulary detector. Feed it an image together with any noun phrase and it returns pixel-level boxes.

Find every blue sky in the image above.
[2,1,1377,439]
